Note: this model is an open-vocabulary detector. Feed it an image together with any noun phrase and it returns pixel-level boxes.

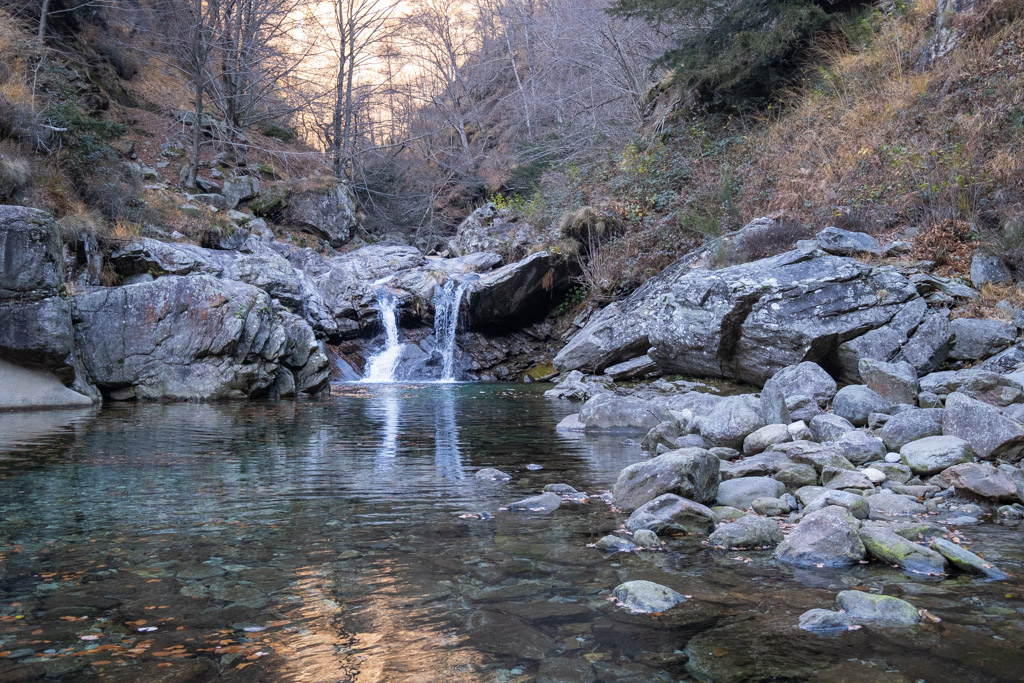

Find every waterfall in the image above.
[362,289,405,383]
[433,279,467,382]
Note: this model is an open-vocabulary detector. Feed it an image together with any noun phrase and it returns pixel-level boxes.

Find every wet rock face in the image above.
[73,275,293,400]
[464,250,569,332]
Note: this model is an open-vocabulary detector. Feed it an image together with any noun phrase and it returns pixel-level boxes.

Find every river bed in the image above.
[1,384,1023,681]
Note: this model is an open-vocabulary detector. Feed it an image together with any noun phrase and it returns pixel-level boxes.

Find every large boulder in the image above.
[464,251,569,331]
[110,237,228,277]
[859,358,918,406]
[554,249,919,380]
[896,310,953,374]
[0,205,97,406]
[447,203,544,259]
[774,505,866,567]
[222,175,260,209]
[625,493,716,534]
[613,448,720,511]
[284,183,358,247]
[836,299,927,381]
[579,394,673,433]
[970,250,1012,288]
[832,385,889,427]
[73,275,288,400]
[646,249,918,385]
[759,361,836,424]
[815,227,882,256]
[942,391,1024,461]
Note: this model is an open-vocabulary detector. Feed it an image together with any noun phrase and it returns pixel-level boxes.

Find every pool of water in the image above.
[1,384,1023,682]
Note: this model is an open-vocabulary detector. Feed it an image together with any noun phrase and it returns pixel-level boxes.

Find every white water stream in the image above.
[362,290,405,383]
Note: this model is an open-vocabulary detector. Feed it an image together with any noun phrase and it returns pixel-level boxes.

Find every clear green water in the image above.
[1,384,1023,682]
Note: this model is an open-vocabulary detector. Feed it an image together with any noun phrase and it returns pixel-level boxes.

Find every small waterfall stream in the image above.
[362,289,405,383]
[360,276,467,383]
[433,279,467,382]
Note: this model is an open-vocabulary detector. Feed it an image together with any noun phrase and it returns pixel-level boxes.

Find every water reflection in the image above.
[0,387,1022,683]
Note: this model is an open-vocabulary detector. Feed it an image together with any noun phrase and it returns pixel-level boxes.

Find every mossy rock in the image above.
[250,186,289,218]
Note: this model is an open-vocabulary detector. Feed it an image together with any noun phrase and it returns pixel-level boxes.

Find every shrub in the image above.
[0,150,30,200]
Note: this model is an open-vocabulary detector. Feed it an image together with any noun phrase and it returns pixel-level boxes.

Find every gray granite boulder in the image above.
[465,250,569,331]
[833,385,889,427]
[708,515,783,548]
[880,408,944,451]
[971,250,1012,288]
[579,394,674,433]
[835,591,919,627]
[760,361,837,424]
[612,580,687,613]
[949,318,1017,361]
[775,506,866,567]
[834,430,887,465]
[809,414,856,443]
[941,462,1021,501]
[899,435,973,475]
[742,423,791,455]
[859,358,918,406]
[699,396,766,449]
[716,477,786,509]
[815,227,882,256]
[612,448,720,511]
[942,392,1024,461]
[625,494,716,534]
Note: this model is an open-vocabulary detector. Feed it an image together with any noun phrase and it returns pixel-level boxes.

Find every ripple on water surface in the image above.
[0,383,1023,682]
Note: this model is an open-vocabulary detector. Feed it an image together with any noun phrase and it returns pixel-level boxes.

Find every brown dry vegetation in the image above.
[536,0,1024,299]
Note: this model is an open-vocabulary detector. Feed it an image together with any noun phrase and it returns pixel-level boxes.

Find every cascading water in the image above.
[361,288,405,383]
[433,279,467,382]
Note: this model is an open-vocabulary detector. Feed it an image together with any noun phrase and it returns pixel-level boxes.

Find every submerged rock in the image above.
[579,393,674,433]
[929,537,1009,579]
[505,492,562,513]
[594,535,637,553]
[475,468,512,482]
[798,608,854,632]
[859,526,947,575]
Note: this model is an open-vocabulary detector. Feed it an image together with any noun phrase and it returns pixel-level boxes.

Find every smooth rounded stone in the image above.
[612,448,720,511]
[799,608,854,632]
[816,226,882,255]
[751,496,792,516]
[612,580,687,613]
[787,420,811,440]
[715,476,786,509]
[761,362,837,424]
[506,492,562,513]
[941,462,1021,501]
[929,537,1010,579]
[834,430,887,466]
[699,397,766,450]
[918,391,942,408]
[775,505,866,567]
[822,467,874,490]
[958,372,1024,407]
[633,529,662,548]
[775,441,855,473]
[809,414,856,443]
[712,506,747,523]
[866,491,927,519]
[971,250,1012,288]
[579,394,674,433]
[537,657,597,683]
[742,423,791,455]
[594,535,638,553]
[884,452,902,463]
[942,391,1024,461]
[833,385,890,427]
[781,492,799,509]
[708,515,783,548]
[879,406,945,450]
[859,358,919,407]
[625,494,716,534]
[862,467,887,485]
[835,590,919,627]
[467,610,556,658]
[949,318,1017,361]
[475,467,512,482]
[803,489,870,520]
[556,413,586,432]
[773,463,819,488]
[859,526,947,575]
[899,435,973,475]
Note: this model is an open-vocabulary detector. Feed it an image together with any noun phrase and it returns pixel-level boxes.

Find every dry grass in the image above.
[951,283,1024,321]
